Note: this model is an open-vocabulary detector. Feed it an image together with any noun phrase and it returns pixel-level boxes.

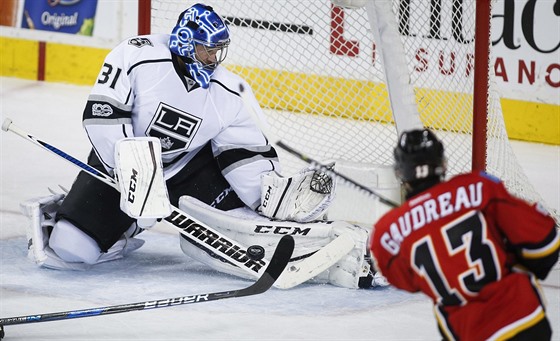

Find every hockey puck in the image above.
[246,245,265,261]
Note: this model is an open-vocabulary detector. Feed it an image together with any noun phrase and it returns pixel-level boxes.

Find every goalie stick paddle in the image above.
[275,232,355,289]
[0,235,294,338]
[237,84,399,209]
[1,118,350,289]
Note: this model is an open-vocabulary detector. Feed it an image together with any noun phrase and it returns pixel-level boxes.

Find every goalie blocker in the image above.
[114,137,172,224]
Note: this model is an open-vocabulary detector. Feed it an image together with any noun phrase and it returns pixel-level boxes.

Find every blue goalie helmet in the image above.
[169,4,230,87]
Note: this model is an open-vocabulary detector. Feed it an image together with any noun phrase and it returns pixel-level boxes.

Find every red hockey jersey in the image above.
[371,172,559,340]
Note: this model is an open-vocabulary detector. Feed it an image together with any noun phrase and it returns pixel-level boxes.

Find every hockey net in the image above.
[144,0,557,224]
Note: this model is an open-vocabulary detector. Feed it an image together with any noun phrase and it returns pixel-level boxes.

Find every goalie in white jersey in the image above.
[22,3,380,289]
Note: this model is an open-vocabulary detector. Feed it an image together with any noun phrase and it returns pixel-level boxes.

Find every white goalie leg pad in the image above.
[49,219,104,264]
[115,137,171,220]
[178,196,370,288]
[259,166,336,222]
[179,196,334,280]
[49,220,145,266]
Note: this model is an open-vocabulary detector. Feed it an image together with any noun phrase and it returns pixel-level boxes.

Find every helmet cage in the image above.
[192,38,229,70]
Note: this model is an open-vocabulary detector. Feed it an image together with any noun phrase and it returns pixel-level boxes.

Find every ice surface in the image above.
[1,77,558,340]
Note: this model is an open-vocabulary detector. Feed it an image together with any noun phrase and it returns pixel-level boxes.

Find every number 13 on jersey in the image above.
[411,211,501,305]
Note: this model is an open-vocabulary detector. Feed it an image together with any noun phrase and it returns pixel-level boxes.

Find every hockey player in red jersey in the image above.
[370,129,559,340]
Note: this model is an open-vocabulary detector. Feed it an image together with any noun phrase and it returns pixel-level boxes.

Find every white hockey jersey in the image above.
[83,34,280,209]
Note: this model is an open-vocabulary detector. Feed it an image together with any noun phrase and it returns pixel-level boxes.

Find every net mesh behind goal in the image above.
[148,0,557,221]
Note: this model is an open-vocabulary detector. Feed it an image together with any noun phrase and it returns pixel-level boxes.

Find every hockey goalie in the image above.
[19,3,384,289]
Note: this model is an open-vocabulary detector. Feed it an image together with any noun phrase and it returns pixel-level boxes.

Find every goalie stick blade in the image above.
[274,233,355,289]
[0,235,294,334]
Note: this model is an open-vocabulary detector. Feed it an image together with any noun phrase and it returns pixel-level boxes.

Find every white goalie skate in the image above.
[20,193,65,266]
[357,255,389,289]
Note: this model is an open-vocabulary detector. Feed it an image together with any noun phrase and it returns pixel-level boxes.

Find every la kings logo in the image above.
[147,102,202,153]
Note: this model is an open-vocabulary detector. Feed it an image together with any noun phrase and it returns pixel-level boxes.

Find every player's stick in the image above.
[238,84,400,208]
[1,118,352,289]
[0,235,294,339]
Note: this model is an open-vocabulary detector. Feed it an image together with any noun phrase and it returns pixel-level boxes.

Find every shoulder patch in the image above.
[91,103,113,117]
[128,37,153,48]
[480,171,501,184]
[535,202,551,216]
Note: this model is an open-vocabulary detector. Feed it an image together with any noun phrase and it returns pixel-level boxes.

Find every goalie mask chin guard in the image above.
[393,129,447,184]
[169,3,230,88]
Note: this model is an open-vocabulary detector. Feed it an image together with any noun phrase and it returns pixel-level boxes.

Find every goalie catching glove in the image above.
[259,165,336,222]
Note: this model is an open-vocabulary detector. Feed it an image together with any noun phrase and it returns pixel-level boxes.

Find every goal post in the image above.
[472,0,492,172]
[138,0,557,224]
[137,0,151,36]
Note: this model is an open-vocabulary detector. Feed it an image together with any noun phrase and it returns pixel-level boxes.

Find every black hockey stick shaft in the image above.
[237,85,399,208]
[0,235,294,328]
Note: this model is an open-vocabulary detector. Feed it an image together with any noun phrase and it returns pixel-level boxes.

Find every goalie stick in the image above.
[1,118,353,289]
[238,84,399,209]
[0,235,294,339]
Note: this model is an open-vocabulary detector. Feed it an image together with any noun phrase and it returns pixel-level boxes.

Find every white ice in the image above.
[1,77,558,340]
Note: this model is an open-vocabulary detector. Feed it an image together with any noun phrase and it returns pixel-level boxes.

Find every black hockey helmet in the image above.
[393,129,446,184]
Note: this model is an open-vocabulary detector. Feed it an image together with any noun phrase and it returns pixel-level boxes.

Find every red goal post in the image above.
[138,0,151,36]
[138,0,555,223]
[472,0,491,172]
